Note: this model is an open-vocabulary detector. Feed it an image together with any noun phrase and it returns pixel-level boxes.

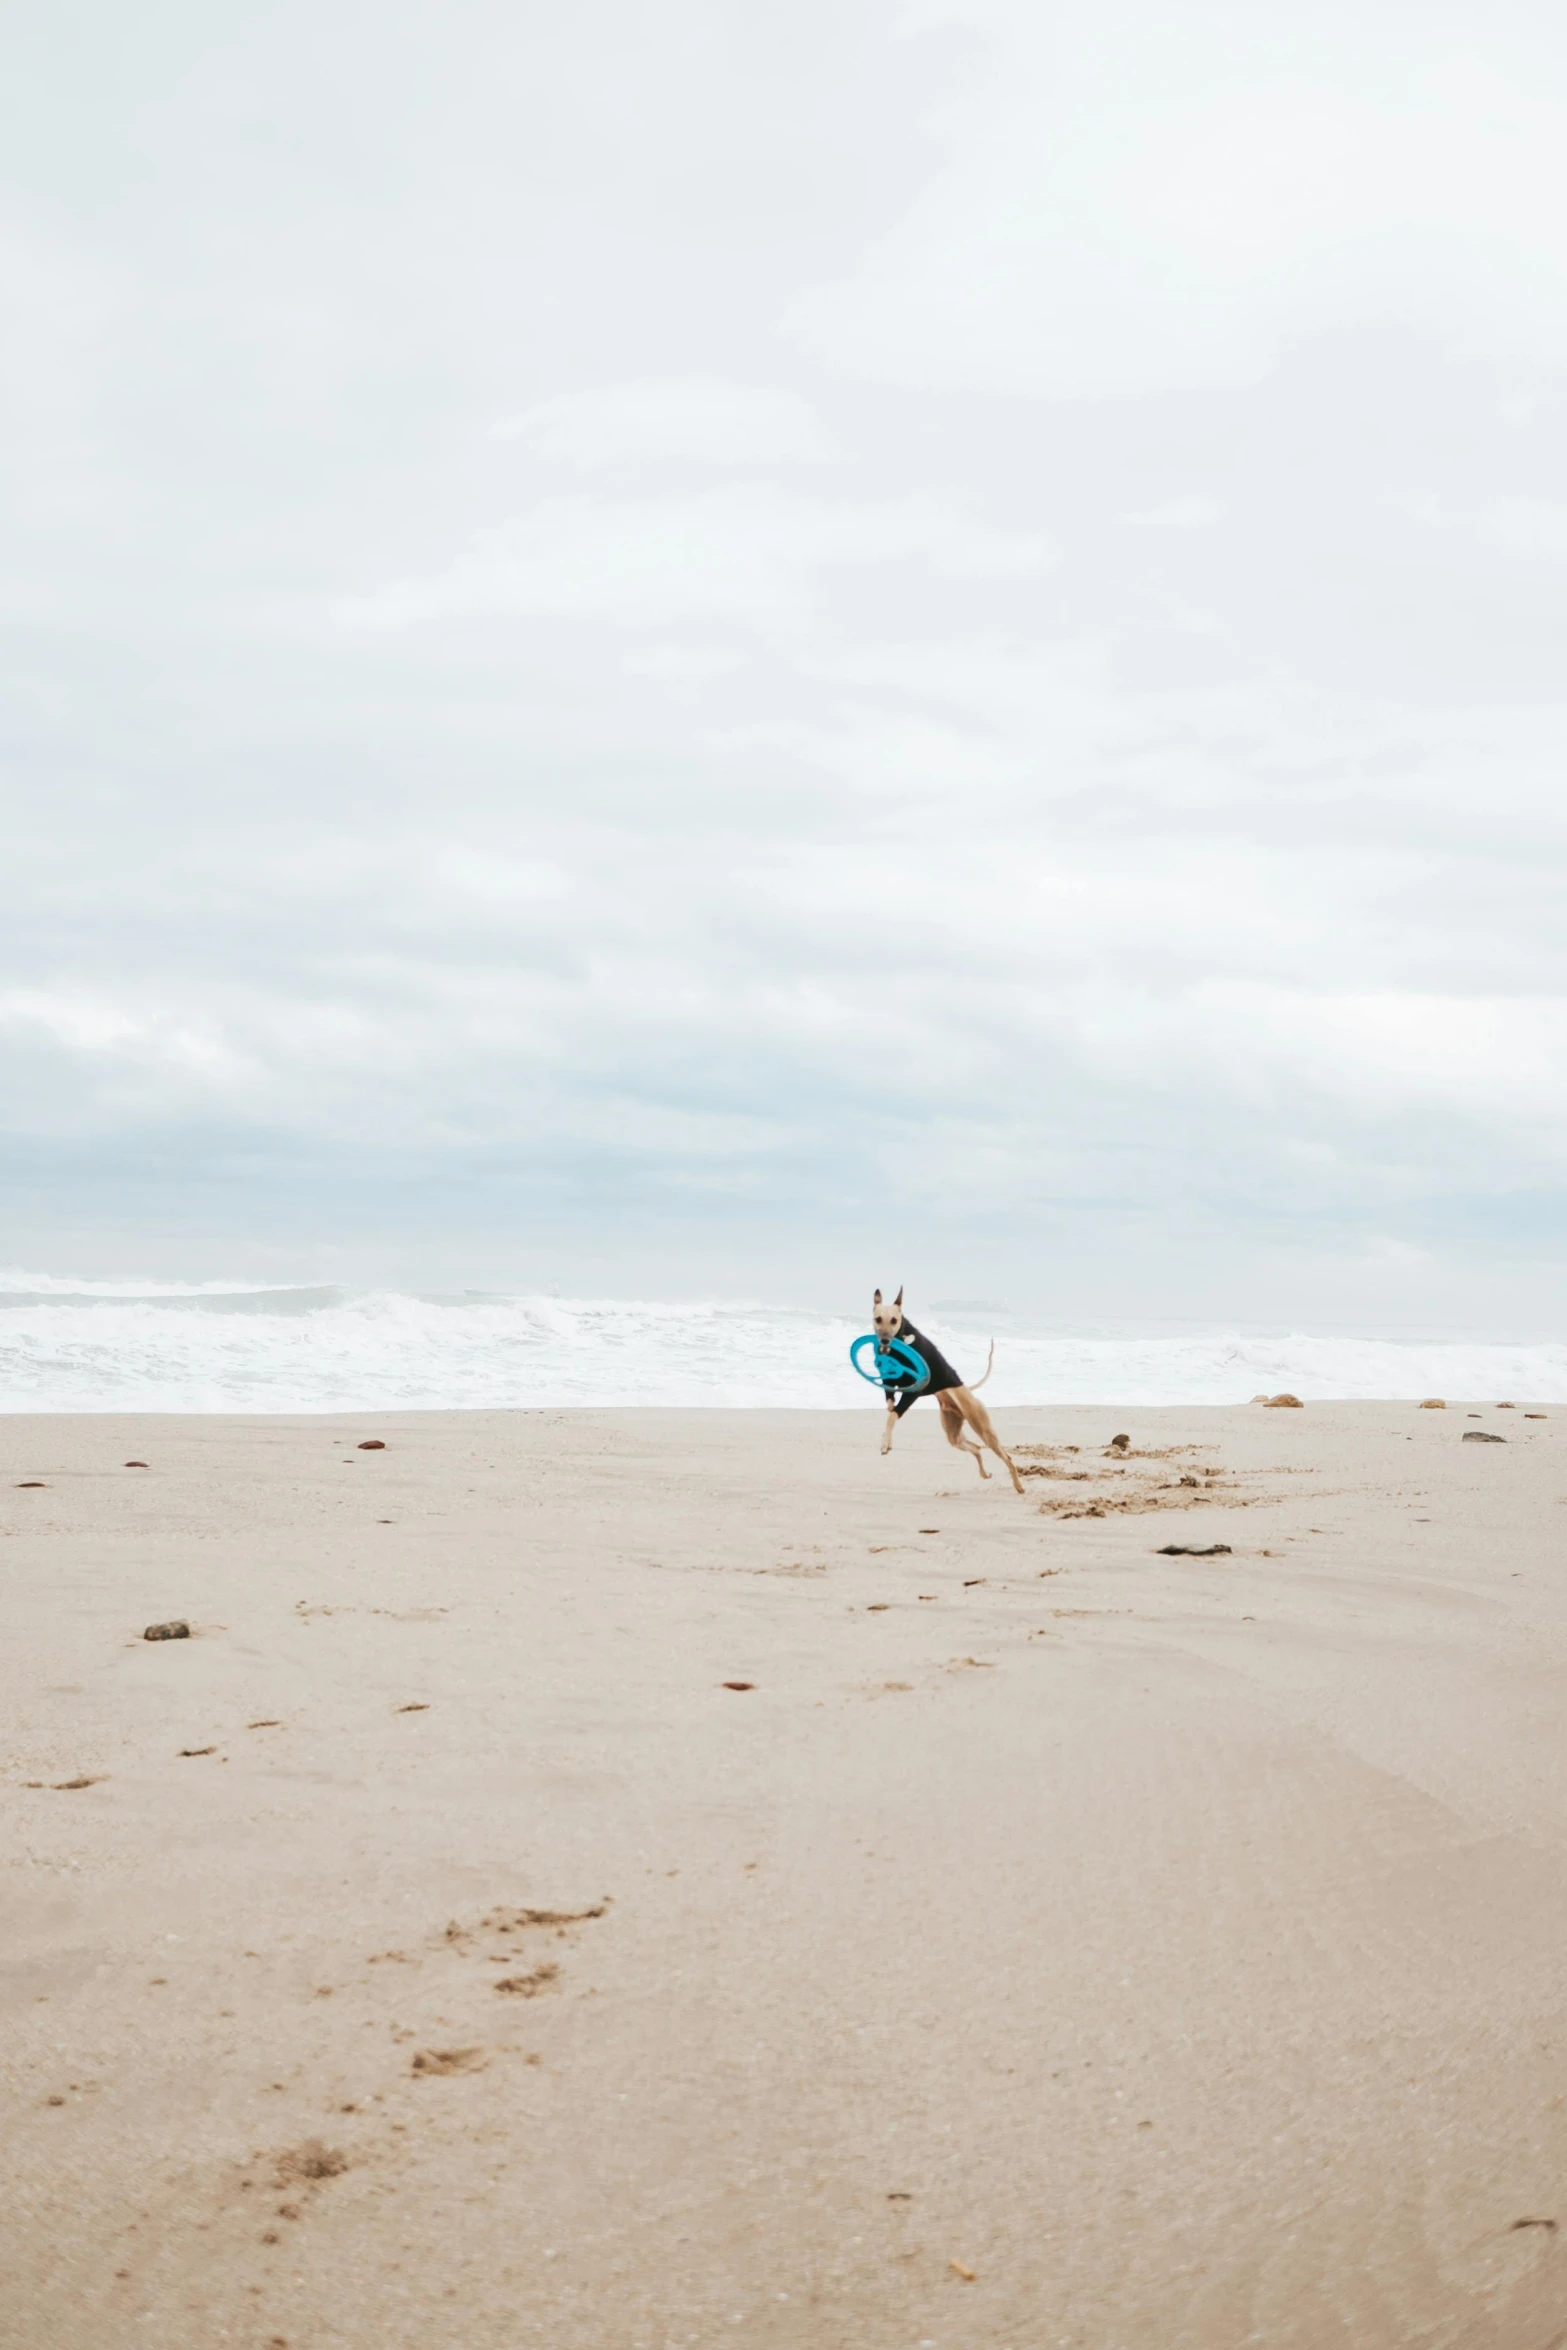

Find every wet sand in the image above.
[4,1401,1566,2349]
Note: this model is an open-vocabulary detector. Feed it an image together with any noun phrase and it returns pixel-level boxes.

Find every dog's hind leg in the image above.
[940,1394,989,1478]
[881,1407,898,1457]
[956,1391,1024,1494]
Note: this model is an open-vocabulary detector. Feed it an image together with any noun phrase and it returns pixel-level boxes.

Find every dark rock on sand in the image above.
[1462,1431,1506,1444]
[144,1619,191,1640]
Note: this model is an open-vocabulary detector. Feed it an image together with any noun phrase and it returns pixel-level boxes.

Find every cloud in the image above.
[493,377,835,468]
[1125,497,1224,530]
[331,485,1056,633]
[5,0,1567,1320]
[789,12,1567,395]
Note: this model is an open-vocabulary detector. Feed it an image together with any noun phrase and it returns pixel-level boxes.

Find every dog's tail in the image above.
[968,1340,996,1392]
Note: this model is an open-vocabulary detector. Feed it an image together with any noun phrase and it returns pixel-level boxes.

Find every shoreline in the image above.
[0,1391,1558,1418]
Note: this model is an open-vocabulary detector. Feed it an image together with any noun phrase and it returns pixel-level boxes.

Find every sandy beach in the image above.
[5,1400,1566,2349]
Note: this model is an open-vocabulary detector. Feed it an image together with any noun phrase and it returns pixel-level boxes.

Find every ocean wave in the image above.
[1,1274,1564,1412]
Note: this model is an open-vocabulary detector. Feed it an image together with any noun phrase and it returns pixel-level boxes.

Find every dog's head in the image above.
[871,1286,905,1339]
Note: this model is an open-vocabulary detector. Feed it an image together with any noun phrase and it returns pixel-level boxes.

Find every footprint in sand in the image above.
[487,1902,608,1930]
[274,2139,349,2185]
[437,1895,609,2033]
[494,1964,559,1997]
[412,2047,487,2076]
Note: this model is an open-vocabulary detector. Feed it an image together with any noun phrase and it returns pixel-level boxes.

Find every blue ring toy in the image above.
[849,1333,930,1395]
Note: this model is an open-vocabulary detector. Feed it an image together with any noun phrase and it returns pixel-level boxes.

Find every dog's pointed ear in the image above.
[873,1288,881,1307]
[893,1286,903,1309]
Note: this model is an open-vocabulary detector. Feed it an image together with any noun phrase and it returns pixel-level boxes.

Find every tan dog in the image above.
[871,1287,1023,1493]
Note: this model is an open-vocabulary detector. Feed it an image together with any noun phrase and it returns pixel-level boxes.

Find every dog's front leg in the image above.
[881,1406,897,1455]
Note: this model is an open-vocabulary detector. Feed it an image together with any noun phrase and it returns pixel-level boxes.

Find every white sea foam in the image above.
[1,1272,1564,1413]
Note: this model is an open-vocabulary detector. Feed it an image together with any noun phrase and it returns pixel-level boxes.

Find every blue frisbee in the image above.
[849,1333,930,1395]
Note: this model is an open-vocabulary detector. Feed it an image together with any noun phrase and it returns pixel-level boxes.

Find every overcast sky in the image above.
[6,0,1567,1326]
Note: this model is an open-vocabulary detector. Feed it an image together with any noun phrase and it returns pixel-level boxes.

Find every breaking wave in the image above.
[2,1271,1564,1412]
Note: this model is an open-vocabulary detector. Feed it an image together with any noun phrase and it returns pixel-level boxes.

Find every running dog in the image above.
[871,1288,1023,1493]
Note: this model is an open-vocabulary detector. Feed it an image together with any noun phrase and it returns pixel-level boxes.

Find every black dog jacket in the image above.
[884,1320,965,1417]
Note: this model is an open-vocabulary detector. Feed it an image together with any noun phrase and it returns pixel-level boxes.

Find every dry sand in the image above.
[4,1400,1566,2349]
